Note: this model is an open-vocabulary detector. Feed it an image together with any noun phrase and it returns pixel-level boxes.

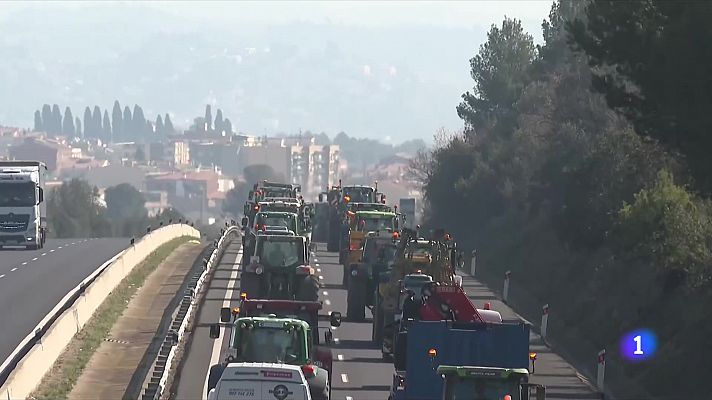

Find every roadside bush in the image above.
[615,170,712,286]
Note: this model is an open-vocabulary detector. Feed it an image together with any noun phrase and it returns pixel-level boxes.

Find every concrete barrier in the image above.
[0,224,199,400]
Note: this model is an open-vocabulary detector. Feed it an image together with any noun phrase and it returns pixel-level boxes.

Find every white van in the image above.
[208,363,312,400]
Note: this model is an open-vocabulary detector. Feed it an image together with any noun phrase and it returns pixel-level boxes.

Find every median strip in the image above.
[29,236,194,400]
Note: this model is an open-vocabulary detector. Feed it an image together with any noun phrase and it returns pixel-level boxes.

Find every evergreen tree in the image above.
[34,110,42,132]
[83,107,93,138]
[112,100,123,142]
[164,113,174,134]
[62,106,75,137]
[51,104,62,135]
[204,104,212,131]
[41,104,52,133]
[155,114,164,135]
[214,109,224,133]
[132,105,146,138]
[102,110,112,142]
[224,118,233,135]
[75,116,82,138]
[92,106,102,140]
[123,106,132,138]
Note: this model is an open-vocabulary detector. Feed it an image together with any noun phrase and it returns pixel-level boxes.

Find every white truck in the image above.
[208,363,312,400]
[0,161,47,250]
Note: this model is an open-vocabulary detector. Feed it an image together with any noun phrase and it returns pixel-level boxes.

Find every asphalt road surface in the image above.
[0,238,129,364]
[173,242,598,400]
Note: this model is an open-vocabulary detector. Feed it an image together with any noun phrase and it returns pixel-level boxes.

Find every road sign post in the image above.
[503,270,511,303]
[541,304,549,343]
[597,349,606,393]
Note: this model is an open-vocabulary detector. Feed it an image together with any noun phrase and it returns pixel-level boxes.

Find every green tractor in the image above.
[437,366,546,400]
[208,313,341,400]
[241,233,320,301]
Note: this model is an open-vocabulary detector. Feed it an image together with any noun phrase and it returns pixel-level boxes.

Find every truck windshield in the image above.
[258,239,304,267]
[445,377,521,400]
[0,182,36,207]
[343,187,374,203]
[359,217,394,232]
[235,326,305,363]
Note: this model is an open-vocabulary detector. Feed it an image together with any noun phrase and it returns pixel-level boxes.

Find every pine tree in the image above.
[204,104,212,132]
[155,114,164,135]
[34,110,42,132]
[75,116,82,138]
[51,104,62,135]
[92,106,102,140]
[83,107,93,138]
[62,107,75,137]
[132,105,146,138]
[123,106,133,139]
[112,100,123,142]
[214,109,224,134]
[41,105,52,133]
[164,113,174,134]
[223,118,233,135]
[103,110,112,142]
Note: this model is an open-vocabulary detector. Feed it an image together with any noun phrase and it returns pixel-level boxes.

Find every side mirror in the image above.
[319,193,324,202]
[220,307,232,323]
[329,311,342,327]
[241,217,248,228]
[209,324,221,339]
[38,187,44,203]
[324,330,334,345]
[248,190,254,200]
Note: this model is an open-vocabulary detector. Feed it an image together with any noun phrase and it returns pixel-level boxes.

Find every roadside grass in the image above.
[29,236,194,400]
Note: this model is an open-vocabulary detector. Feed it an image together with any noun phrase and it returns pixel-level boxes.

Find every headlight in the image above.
[255,266,264,275]
[351,269,358,276]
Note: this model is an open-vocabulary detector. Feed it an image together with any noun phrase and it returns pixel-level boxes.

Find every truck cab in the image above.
[438,366,546,400]
[0,161,47,250]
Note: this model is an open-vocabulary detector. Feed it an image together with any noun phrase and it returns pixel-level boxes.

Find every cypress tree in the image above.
[123,106,132,138]
[75,116,82,138]
[132,105,146,137]
[34,110,42,132]
[62,107,75,137]
[51,104,62,134]
[204,104,212,131]
[83,107,93,138]
[92,106,102,140]
[112,100,123,142]
[164,113,174,134]
[155,114,164,135]
[103,110,112,142]
[214,109,224,133]
[41,105,52,133]
[224,118,233,135]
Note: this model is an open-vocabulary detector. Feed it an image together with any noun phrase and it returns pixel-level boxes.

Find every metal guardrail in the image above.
[141,225,239,400]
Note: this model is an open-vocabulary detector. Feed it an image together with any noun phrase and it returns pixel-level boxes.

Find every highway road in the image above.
[173,242,598,400]
[0,238,129,364]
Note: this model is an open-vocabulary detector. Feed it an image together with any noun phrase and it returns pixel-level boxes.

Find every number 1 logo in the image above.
[633,335,644,355]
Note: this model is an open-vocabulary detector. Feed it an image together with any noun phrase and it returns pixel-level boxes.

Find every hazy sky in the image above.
[0,1,553,141]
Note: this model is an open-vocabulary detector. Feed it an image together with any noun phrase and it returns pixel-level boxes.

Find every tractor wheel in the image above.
[240,272,262,299]
[372,304,384,344]
[347,279,366,322]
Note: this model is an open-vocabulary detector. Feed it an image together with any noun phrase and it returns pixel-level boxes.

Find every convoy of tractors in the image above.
[205,179,547,400]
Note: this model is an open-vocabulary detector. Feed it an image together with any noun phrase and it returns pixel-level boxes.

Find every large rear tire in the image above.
[240,272,262,299]
[372,302,384,344]
[347,279,366,322]
[393,331,408,371]
[296,275,320,301]
[307,368,330,400]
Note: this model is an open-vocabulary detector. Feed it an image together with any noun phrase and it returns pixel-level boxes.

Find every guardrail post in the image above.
[470,250,477,276]
[503,270,511,303]
[541,304,549,343]
[597,349,606,393]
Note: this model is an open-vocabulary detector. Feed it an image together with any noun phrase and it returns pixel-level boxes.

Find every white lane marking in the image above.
[58,246,63,249]
[346,397,353,400]
[41,252,46,256]
[315,263,320,267]
[317,268,322,273]
[314,258,318,262]
[325,299,331,306]
[319,275,324,280]
[10,268,17,272]
[32,257,38,261]
[21,262,27,265]
[204,248,243,398]
[0,274,4,279]
[340,373,349,383]
[334,337,340,344]
[322,291,329,296]
[337,354,344,361]
[49,249,55,253]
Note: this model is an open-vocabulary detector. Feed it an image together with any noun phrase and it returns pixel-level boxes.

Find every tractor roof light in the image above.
[232,307,241,315]
[427,348,437,358]
[241,292,248,300]
[529,352,537,361]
